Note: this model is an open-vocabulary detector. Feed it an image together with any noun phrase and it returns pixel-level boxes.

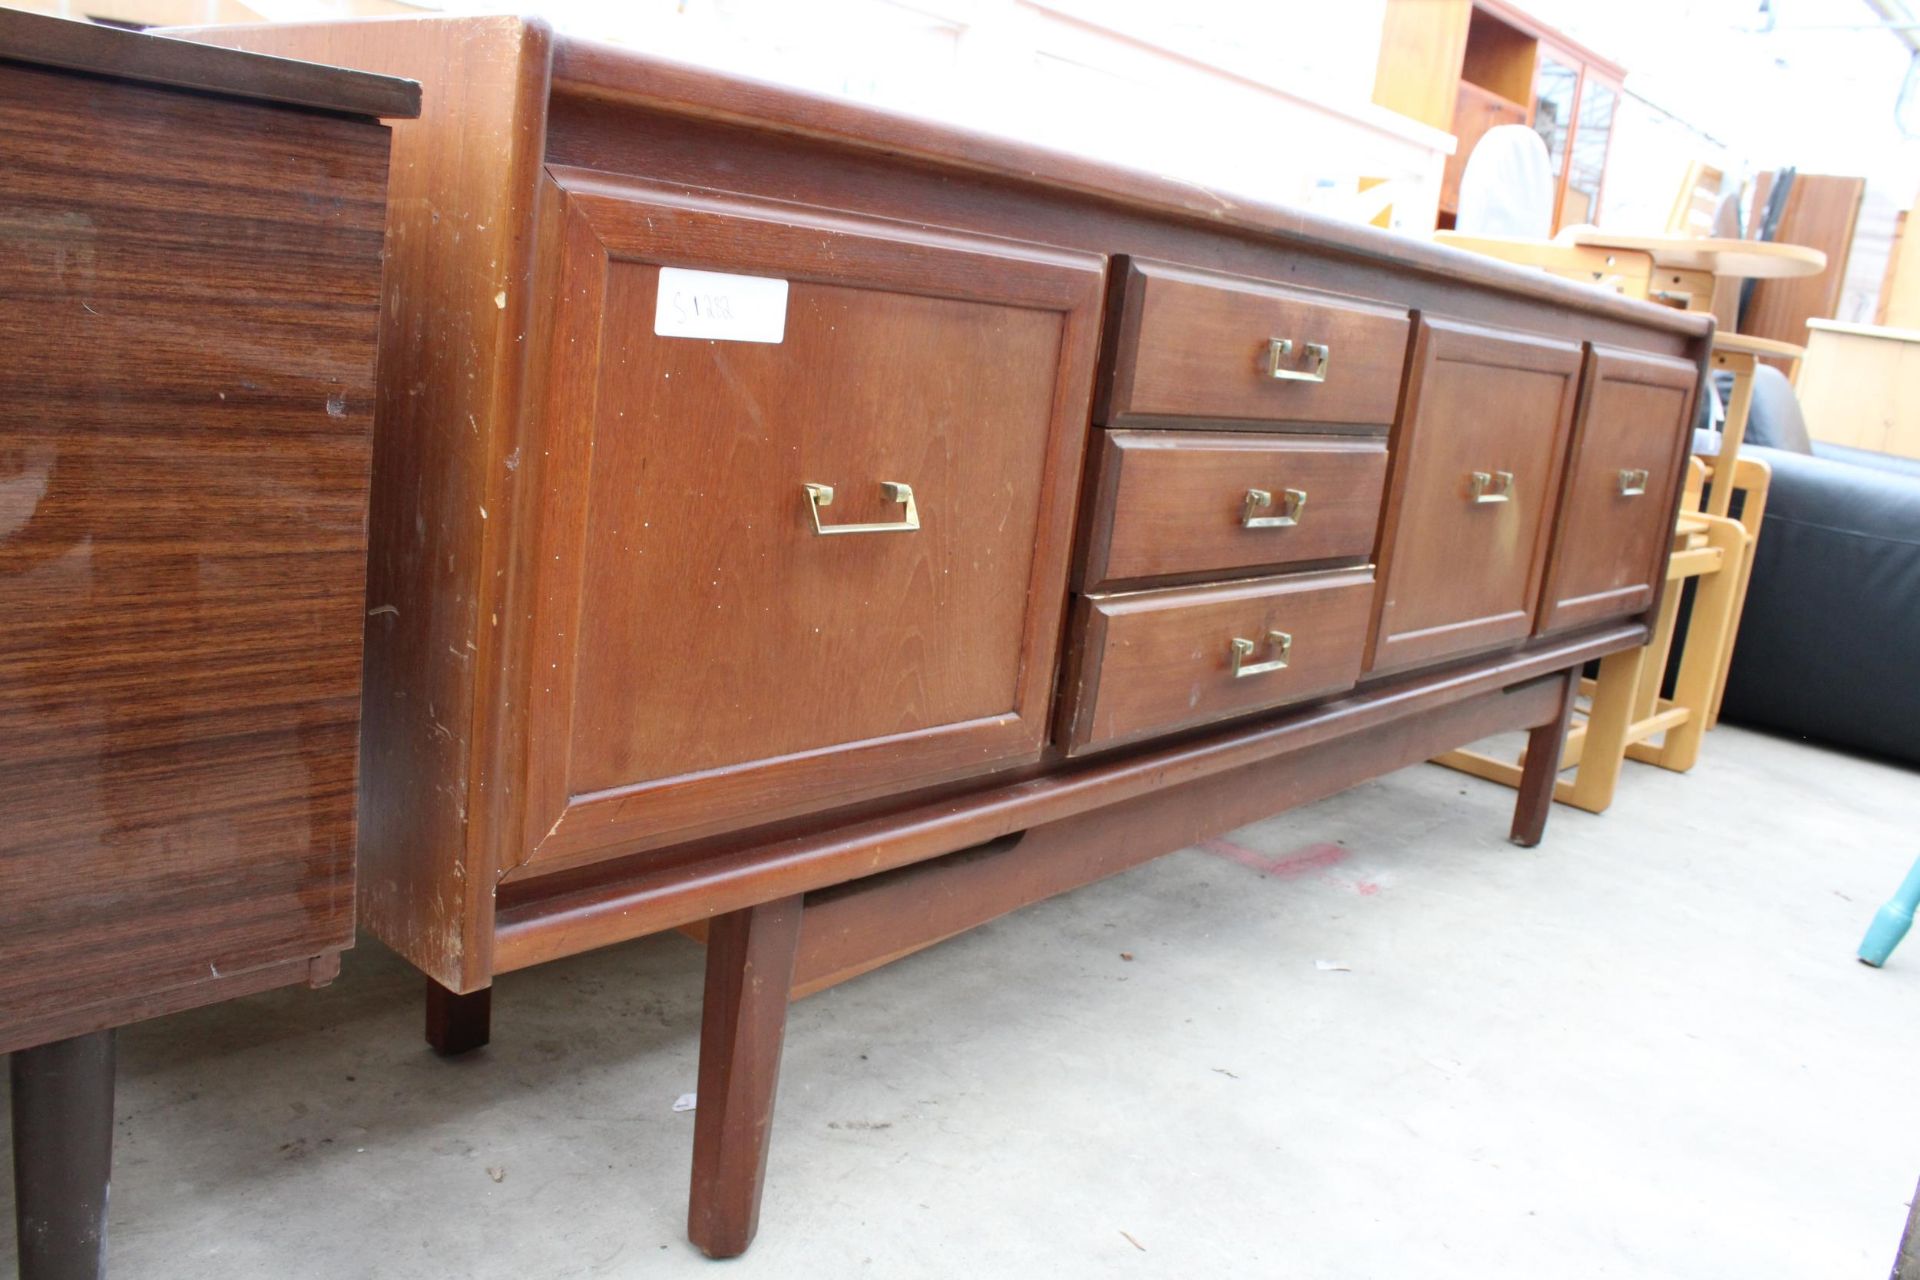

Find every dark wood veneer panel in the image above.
[0,61,387,1032]
[9,7,419,118]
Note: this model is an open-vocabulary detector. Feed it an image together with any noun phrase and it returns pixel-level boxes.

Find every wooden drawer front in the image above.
[1064,571,1375,753]
[1538,347,1699,633]
[1102,259,1411,428]
[1369,319,1582,674]
[1082,431,1387,588]
[518,176,1103,867]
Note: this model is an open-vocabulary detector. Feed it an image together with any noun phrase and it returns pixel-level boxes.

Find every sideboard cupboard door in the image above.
[1536,347,1699,633]
[515,173,1103,871]
[1367,318,1582,674]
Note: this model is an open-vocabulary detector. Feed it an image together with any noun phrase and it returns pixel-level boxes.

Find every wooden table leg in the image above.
[12,1030,115,1280]
[1510,672,1580,847]
[688,894,804,1259]
[1562,644,1646,815]
[425,979,492,1056]
[1707,346,1756,520]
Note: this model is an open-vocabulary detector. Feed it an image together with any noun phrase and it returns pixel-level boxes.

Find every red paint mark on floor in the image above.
[1354,881,1382,896]
[1199,838,1349,877]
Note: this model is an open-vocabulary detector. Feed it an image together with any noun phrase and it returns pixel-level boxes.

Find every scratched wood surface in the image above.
[0,57,389,1052]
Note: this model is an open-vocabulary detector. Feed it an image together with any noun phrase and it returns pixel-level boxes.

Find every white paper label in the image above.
[653,268,788,343]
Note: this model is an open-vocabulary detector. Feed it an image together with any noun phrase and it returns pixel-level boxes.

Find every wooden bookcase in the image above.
[1373,0,1625,233]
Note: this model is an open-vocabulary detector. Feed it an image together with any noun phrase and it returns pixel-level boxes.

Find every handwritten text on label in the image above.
[653,267,788,343]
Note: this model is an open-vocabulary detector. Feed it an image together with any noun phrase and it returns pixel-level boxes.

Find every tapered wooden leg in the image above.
[688,894,804,1259]
[425,979,491,1056]
[12,1030,115,1280]
[1510,672,1580,847]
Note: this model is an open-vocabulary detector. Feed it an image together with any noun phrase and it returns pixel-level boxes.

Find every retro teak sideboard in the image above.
[183,16,1711,1259]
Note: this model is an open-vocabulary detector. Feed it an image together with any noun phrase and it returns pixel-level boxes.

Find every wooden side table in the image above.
[0,15,416,1278]
[1559,230,1826,312]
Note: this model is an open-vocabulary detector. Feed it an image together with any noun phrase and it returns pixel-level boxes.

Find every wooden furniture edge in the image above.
[0,951,339,1058]
[174,14,556,993]
[10,10,420,118]
[492,623,1644,972]
[1563,231,1828,279]
[1806,317,1920,343]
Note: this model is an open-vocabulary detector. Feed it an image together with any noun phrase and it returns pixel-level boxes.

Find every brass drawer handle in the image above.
[1229,629,1293,678]
[803,481,920,535]
[1242,487,1307,528]
[1468,470,1515,504]
[1617,467,1650,497]
[1265,338,1331,384]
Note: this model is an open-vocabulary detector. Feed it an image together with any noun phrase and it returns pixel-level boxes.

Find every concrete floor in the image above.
[4,724,1918,1279]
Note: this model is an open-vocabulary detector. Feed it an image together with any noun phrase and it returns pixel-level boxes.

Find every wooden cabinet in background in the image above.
[1374,0,1624,233]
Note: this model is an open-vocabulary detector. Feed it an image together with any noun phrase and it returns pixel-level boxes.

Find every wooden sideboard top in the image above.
[180,11,1699,338]
[0,7,420,119]
[541,25,1707,340]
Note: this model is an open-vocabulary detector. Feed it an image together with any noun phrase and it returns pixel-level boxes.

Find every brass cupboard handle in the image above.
[1229,629,1293,678]
[1242,487,1308,528]
[1618,467,1650,497]
[803,481,920,535]
[1468,470,1515,504]
[1265,338,1331,383]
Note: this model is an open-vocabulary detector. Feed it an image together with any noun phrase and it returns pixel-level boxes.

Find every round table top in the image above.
[1561,230,1827,279]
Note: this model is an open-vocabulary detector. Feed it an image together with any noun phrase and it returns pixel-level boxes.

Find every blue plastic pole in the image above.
[1859,856,1920,968]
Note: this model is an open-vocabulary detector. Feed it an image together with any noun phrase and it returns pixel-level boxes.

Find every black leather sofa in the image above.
[1700,365,1920,766]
